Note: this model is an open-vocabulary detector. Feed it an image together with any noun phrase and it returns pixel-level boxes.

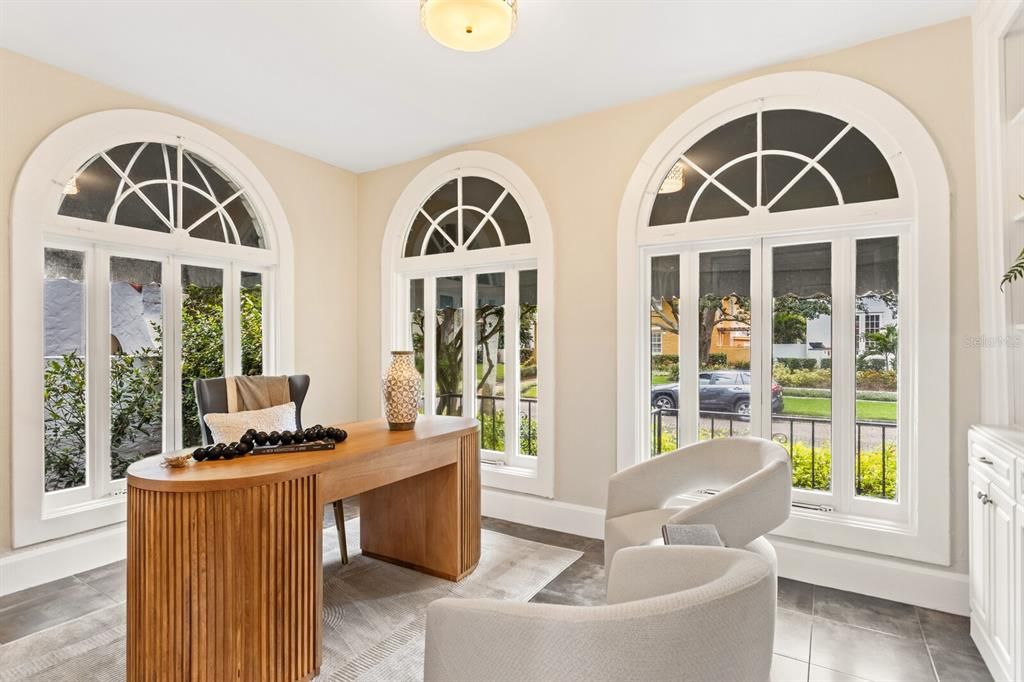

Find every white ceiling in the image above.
[0,0,972,172]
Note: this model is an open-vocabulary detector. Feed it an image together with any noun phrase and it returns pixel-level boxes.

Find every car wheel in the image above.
[733,398,751,420]
[653,395,675,411]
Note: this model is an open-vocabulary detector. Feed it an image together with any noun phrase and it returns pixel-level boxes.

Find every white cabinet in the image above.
[969,426,1024,682]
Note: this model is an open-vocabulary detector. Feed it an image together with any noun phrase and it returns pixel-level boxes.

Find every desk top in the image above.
[127,416,478,493]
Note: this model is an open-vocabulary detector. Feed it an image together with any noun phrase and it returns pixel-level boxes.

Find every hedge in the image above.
[780,386,897,402]
[772,366,896,391]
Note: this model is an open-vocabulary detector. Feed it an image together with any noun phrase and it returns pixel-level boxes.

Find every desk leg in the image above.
[359,430,480,581]
[127,475,321,681]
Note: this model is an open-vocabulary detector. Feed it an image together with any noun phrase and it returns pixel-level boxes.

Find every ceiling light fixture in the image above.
[421,0,517,52]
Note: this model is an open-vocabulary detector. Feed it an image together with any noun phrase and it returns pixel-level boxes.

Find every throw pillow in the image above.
[203,402,297,445]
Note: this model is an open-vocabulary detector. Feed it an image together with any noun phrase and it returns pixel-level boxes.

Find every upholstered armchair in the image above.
[424,545,775,682]
[605,436,791,576]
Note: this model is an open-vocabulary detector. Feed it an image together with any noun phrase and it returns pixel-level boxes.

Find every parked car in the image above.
[651,370,784,418]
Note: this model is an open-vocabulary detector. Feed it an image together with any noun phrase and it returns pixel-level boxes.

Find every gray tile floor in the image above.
[0,503,992,682]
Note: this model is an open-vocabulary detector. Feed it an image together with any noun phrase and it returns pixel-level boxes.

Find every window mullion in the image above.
[679,249,700,446]
[505,269,521,462]
[225,263,241,377]
[89,247,112,497]
[831,237,856,511]
[463,274,477,424]
[749,242,764,437]
[424,277,437,415]
[162,255,177,452]
[170,257,185,450]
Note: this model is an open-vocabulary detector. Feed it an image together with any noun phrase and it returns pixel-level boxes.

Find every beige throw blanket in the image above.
[225,375,291,413]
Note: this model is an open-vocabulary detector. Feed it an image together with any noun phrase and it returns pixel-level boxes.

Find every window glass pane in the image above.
[770,167,838,213]
[425,214,458,255]
[43,248,87,492]
[405,211,432,258]
[409,279,425,414]
[715,157,756,208]
[519,270,538,457]
[58,155,120,222]
[698,250,752,440]
[465,217,502,250]
[109,257,163,480]
[761,154,806,207]
[114,191,172,233]
[855,237,899,500]
[435,275,463,416]
[762,109,846,160]
[462,176,504,212]
[818,128,898,204]
[225,195,265,249]
[181,265,224,447]
[476,273,505,452]
[241,272,263,376]
[650,255,680,456]
[421,180,458,256]
[690,183,748,222]
[488,193,530,246]
[685,113,756,175]
[772,243,833,492]
[182,187,227,243]
[649,159,700,226]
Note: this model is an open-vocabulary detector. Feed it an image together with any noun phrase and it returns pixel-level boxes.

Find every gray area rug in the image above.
[0,520,582,681]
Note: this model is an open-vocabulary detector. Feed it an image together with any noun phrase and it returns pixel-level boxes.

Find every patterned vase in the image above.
[382,351,422,431]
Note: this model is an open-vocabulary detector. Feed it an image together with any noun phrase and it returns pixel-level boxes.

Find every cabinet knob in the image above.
[977,491,992,505]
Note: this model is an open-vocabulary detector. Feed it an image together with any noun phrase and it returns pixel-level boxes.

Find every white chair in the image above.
[424,545,775,682]
[605,437,791,577]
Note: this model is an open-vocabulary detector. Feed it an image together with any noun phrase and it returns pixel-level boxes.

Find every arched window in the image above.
[382,152,554,497]
[617,73,950,565]
[12,110,295,546]
[59,141,266,247]
[648,109,899,225]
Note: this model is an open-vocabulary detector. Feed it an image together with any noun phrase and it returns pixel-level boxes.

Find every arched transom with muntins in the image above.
[649,109,899,226]
[404,175,531,257]
[59,141,266,248]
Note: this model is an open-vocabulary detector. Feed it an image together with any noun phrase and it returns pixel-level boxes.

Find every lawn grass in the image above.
[782,396,896,422]
[476,363,504,383]
[652,373,674,386]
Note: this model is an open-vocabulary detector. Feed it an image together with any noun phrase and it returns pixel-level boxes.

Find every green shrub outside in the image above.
[771,366,896,391]
[477,407,539,456]
[44,283,264,489]
[650,427,896,499]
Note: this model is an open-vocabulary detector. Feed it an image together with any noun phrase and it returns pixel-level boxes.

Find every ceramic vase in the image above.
[382,351,422,431]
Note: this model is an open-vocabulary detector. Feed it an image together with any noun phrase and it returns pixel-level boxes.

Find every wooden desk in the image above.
[126,416,480,682]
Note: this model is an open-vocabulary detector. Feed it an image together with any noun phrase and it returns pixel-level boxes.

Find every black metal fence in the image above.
[440,394,538,457]
[651,407,896,499]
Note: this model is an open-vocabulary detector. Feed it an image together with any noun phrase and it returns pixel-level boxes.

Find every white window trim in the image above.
[616,72,951,565]
[12,109,296,547]
[381,151,555,498]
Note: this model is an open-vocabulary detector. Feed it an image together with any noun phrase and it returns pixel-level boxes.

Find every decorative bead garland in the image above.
[191,424,348,462]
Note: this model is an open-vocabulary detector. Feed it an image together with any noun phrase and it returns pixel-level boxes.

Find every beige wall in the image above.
[0,49,360,554]
[355,19,978,572]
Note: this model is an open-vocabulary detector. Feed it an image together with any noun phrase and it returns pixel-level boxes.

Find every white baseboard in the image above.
[481,489,970,615]
[771,537,969,616]
[0,523,126,596]
[3,494,970,618]
[482,487,605,539]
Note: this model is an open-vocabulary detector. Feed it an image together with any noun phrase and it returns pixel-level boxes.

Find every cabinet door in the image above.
[1016,506,1024,682]
[990,482,1015,673]
[970,467,991,629]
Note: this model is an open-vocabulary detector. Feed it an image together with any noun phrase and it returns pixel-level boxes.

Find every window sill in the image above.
[481,461,553,498]
[671,493,948,565]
